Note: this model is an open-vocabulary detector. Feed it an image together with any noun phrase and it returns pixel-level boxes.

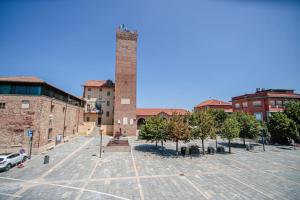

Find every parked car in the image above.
[0,152,27,171]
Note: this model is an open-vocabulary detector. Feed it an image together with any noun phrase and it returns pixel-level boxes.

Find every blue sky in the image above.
[0,0,299,110]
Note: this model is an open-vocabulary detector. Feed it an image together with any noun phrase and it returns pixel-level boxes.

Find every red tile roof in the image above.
[195,99,232,108]
[83,80,107,87]
[136,108,189,116]
[0,76,44,83]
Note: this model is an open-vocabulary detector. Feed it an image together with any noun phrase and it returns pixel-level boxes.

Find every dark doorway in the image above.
[137,118,146,129]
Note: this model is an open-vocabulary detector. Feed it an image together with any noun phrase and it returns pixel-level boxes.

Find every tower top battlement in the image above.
[116,24,138,41]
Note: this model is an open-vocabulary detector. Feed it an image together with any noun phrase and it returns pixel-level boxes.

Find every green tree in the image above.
[139,116,169,155]
[139,116,169,150]
[168,113,191,155]
[189,110,215,154]
[268,112,298,145]
[222,115,240,153]
[284,101,300,133]
[207,109,228,148]
[235,112,261,146]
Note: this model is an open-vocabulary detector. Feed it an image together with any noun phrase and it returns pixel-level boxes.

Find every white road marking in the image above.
[75,154,101,200]
[0,192,22,198]
[0,176,130,200]
[222,155,300,186]
[40,137,95,179]
[226,175,273,199]
[131,147,145,200]
[7,137,95,200]
[182,176,210,200]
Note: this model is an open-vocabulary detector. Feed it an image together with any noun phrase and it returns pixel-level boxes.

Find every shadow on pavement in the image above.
[218,142,261,149]
[134,144,180,157]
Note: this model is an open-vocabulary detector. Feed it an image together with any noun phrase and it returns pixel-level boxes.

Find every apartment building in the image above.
[232,88,300,121]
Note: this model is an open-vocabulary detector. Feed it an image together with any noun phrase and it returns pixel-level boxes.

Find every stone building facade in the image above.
[83,80,114,125]
[113,27,138,136]
[0,77,84,154]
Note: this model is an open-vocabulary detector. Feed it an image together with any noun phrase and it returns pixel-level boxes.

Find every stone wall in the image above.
[0,95,83,154]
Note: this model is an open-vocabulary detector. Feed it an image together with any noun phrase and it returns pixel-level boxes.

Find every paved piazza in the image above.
[0,130,299,199]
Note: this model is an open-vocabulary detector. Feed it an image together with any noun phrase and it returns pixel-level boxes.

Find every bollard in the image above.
[44,155,50,164]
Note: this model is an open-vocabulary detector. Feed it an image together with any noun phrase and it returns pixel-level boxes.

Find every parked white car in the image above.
[0,152,27,171]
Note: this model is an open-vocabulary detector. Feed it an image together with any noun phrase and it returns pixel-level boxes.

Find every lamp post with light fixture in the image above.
[95,99,104,158]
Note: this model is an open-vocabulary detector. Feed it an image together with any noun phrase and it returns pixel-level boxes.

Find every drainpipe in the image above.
[62,95,69,141]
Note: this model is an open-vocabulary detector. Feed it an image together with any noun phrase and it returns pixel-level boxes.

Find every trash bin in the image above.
[181,147,187,156]
[208,147,215,154]
[246,144,254,151]
[190,145,200,156]
[217,146,225,153]
[44,155,50,164]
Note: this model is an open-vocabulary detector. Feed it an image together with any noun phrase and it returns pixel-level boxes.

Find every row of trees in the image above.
[140,109,261,154]
[139,101,300,154]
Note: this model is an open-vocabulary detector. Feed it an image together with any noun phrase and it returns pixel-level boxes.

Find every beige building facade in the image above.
[83,80,114,126]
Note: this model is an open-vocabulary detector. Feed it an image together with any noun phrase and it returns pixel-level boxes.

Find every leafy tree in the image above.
[168,112,191,155]
[268,112,298,145]
[284,101,300,134]
[234,112,261,146]
[189,110,215,154]
[222,115,240,153]
[207,109,228,148]
[139,116,169,150]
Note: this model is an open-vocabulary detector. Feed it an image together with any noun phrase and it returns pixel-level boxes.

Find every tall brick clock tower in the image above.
[113,25,138,136]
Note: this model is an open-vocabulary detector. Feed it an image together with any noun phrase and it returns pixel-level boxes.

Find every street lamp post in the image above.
[260,128,266,152]
[100,128,103,158]
[95,99,104,158]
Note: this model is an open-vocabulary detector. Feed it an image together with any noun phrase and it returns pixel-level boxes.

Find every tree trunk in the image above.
[161,140,164,155]
[243,137,246,147]
[215,136,218,150]
[202,139,205,155]
[155,139,158,148]
[229,139,231,153]
[176,140,178,156]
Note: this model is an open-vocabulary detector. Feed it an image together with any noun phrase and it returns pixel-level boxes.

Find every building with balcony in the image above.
[232,89,300,121]
[82,80,114,126]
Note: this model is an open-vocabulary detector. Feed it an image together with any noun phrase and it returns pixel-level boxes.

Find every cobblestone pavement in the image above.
[0,131,299,200]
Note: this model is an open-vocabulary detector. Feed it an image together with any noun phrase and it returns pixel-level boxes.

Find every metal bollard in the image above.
[44,155,50,164]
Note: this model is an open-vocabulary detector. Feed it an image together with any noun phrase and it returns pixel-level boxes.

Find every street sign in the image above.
[27,130,33,138]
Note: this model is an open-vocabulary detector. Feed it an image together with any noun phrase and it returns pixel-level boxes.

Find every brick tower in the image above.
[113,25,138,136]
